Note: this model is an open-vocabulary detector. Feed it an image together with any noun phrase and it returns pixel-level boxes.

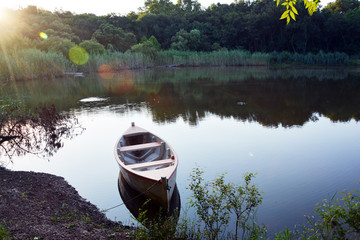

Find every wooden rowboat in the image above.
[114,123,178,210]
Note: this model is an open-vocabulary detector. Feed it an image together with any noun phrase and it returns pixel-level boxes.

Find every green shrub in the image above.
[131,36,160,58]
[275,190,360,239]
[79,40,105,55]
[36,36,75,56]
[188,168,266,240]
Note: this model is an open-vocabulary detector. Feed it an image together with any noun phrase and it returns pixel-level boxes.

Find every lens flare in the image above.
[249,152,254,157]
[39,32,48,39]
[69,46,89,65]
[98,64,114,80]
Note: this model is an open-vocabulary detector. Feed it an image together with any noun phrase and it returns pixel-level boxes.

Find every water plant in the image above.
[188,168,265,240]
[129,199,180,240]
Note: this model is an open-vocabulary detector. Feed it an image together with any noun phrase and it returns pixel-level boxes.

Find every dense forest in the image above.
[1,0,359,54]
[0,0,359,80]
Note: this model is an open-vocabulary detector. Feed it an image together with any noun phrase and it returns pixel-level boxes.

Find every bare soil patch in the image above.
[0,166,129,239]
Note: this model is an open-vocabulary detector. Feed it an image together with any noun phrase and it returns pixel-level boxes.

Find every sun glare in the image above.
[0,7,4,21]
[0,6,10,24]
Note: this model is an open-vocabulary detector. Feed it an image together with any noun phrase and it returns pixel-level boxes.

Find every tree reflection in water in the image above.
[146,76,360,127]
[0,100,83,161]
[1,67,360,128]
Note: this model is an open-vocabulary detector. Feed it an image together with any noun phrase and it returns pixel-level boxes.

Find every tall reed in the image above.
[0,49,74,81]
[81,51,155,73]
[76,49,271,74]
[0,48,350,82]
[155,50,271,66]
[270,51,349,65]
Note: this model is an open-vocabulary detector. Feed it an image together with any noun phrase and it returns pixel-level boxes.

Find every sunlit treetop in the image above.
[324,0,360,13]
[275,0,320,24]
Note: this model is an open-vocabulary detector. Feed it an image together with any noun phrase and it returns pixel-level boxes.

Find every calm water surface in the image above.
[1,67,360,231]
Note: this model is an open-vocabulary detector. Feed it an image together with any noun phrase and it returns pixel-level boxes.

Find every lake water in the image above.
[1,67,360,231]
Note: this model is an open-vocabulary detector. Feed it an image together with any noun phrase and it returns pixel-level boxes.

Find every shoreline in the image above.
[0,166,129,239]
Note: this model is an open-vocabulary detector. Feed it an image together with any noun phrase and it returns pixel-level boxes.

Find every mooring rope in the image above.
[101,179,161,212]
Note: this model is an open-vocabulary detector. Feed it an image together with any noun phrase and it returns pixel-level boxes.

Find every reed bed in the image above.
[81,50,271,73]
[0,49,75,81]
[0,48,350,81]
[155,50,271,66]
[270,51,349,65]
[82,51,155,73]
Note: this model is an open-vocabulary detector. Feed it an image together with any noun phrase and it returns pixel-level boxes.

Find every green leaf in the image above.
[280,10,289,20]
[290,11,296,21]
[291,6,299,15]
[287,16,290,24]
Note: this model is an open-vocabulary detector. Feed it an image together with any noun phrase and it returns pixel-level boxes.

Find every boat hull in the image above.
[120,167,177,210]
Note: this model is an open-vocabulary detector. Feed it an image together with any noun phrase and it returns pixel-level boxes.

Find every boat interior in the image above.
[124,133,153,158]
[118,132,171,167]
[125,133,151,146]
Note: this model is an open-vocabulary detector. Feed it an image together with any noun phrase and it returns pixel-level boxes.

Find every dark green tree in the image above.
[171,29,190,51]
[131,35,161,57]
[92,23,137,52]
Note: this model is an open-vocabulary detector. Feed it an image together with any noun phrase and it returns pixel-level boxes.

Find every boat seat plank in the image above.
[119,142,162,152]
[129,158,174,170]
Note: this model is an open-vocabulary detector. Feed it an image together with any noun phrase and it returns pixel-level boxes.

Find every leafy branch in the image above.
[188,168,265,240]
[275,0,320,24]
[279,0,299,24]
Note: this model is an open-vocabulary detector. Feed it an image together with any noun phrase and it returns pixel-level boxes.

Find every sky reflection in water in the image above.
[2,67,360,230]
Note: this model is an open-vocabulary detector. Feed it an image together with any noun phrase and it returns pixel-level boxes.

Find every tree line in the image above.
[1,0,359,57]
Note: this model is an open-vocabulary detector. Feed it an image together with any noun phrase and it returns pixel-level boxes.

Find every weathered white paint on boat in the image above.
[114,123,178,210]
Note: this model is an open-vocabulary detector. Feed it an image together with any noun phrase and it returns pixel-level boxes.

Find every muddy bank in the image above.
[0,166,129,239]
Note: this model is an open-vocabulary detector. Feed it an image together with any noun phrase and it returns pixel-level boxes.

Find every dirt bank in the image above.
[0,166,129,239]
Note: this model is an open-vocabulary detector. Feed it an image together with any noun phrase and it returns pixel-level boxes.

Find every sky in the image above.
[0,0,233,16]
[0,0,333,16]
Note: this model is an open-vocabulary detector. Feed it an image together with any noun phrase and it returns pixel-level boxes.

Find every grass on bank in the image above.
[0,48,352,81]
[0,223,10,240]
